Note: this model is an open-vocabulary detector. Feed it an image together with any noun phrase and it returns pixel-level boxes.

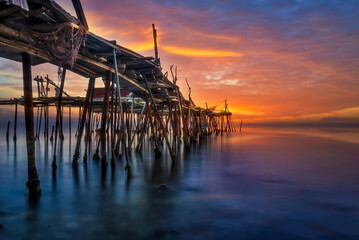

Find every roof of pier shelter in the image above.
[0,0,179,103]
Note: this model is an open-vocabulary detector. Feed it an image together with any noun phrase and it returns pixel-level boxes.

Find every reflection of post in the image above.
[6,120,10,139]
[22,53,41,195]
[50,125,54,141]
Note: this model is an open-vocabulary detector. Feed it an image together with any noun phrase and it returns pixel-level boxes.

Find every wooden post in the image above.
[60,106,64,139]
[46,78,49,138]
[136,103,149,152]
[112,49,123,130]
[129,95,134,145]
[110,77,115,164]
[37,106,43,138]
[22,52,41,195]
[71,0,89,30]
[52,67,67,170]
[100,71,112,166]
[69,107,72,135]
[143,75,175,161]
[35,109,39,139]
[167,101,177,149]
[170,66,190,148]
[83,77,95,161]
[114,85,118,132]
[43,103,47,137]
[13,100,17,140]
[152,23,159,64]
[72,77,95,165]
[130,103,145,148]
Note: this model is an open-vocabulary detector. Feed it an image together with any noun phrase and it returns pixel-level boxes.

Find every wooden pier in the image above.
[0,0,236,195]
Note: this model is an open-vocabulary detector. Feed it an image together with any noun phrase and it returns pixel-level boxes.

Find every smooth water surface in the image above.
[0,127,359,239]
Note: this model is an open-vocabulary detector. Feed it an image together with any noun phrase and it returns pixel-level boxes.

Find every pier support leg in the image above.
[83,78,95,161]
[22,53,41,195]
[13,100,17,140]
[100,71,112,166]
[52,66,67,170]
[143,75,175,161]
[72,77,95,165]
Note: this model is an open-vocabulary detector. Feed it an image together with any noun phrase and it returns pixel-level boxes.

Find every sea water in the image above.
[0,126,358,239]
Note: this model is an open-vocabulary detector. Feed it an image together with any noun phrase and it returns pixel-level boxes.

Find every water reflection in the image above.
[0,127,358,239]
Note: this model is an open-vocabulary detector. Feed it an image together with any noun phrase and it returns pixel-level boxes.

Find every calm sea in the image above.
[0,125,358,239]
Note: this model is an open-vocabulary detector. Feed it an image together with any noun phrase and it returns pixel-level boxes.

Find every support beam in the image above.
[71,0,89,30]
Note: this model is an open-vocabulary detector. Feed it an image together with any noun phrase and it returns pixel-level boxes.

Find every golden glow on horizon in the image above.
[163,46,243,57]
[228,106,264,116]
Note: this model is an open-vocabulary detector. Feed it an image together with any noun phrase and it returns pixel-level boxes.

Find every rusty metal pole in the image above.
[72,77,95,165]
[22,53,41,195]
[100,71,112,166]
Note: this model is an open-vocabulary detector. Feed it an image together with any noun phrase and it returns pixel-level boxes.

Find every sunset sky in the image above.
[0,0,358,125]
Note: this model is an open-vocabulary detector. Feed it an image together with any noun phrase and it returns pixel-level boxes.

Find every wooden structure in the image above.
[0,0,236,195]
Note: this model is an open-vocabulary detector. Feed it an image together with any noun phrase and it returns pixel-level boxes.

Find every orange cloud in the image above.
[162,46,243,57]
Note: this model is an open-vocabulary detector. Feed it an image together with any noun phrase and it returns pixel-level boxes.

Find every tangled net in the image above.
[27,22,87,67]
